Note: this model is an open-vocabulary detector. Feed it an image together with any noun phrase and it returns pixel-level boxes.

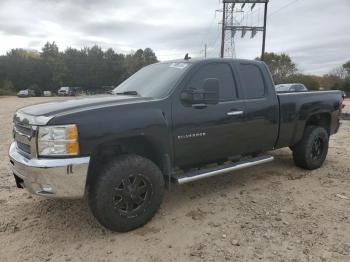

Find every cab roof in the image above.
[159,57,265,66]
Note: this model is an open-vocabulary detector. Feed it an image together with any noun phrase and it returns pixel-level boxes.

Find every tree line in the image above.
[258,52,350,94]
[0,42,158,95]
[0,43,349,96]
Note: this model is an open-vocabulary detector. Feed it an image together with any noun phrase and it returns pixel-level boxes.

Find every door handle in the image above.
[226,110,244,116]
[192,103,208,109]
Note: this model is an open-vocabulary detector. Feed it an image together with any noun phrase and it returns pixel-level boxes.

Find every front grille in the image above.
[13,121,36,158]
[16,141,31,154]
[15,123,32,137]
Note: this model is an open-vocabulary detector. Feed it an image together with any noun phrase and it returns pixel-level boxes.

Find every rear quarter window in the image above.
[239,64,265,99]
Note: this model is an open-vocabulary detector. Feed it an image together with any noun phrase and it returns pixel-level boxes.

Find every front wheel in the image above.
[88,154,164,232]
[292,125,329,170]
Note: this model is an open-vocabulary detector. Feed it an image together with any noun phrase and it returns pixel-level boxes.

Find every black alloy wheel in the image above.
[292,125,329,170]
[310,136,324,160]
[88,154,164,232]
[113,173,152,217]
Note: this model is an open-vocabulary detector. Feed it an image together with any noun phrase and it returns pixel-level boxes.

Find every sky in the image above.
[0,0,349,75]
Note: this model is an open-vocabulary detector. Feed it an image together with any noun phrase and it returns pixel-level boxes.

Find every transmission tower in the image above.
[220,0,269,60]
[221,3,240,58]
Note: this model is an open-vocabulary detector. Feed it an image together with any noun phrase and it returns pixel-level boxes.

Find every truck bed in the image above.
[275,90,343,149]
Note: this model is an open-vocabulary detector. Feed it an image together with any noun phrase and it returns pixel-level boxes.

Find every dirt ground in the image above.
[0,96,349,262]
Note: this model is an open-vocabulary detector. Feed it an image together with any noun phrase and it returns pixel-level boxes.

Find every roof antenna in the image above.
[184,53,191,60]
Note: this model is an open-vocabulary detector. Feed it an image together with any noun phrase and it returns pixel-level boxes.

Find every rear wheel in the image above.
[292,125,329,170]
[88,154,164,232]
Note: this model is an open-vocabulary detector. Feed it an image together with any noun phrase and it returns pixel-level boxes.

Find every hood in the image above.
[16,95,153,124]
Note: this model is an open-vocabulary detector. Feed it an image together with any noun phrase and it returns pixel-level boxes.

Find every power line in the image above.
[199,2,222,53]
[252,0,299,26]
[199,11,218,48]
[269,0,299,17]
[206,23,222,56]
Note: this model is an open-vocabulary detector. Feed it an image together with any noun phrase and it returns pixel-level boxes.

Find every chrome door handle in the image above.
[226,110,244,116]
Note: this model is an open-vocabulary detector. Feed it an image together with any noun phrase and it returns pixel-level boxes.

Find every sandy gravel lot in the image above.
[0,96,349,262]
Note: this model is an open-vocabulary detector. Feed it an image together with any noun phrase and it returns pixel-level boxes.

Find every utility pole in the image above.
[220,1,226,58]
[204,44,207,58]
[220,0,269,59]
[261,1,268,61]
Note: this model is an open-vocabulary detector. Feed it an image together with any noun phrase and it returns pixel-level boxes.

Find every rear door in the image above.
[172,62,246,167]
[236,62,279,153]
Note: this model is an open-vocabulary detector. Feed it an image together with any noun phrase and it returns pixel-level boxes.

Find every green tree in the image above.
[0,80,15,95]
[143,48,158,65]
[41,41,67,89]
[125,48,158,76]
[321,74,343,90]
[257,52,297,84]
[286,74,320,91]
[104,48,126,85]
[343,61,350,74]
[2,48,50,93]
[0,43,158,95]
[342,80,350,94]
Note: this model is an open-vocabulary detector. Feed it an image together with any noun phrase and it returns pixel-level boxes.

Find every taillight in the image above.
[340,97,345,113]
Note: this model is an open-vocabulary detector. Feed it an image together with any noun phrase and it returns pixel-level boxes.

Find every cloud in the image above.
[0,0,349,75]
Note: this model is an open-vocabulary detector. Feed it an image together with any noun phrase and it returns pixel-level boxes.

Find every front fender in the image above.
[48,99,173,159]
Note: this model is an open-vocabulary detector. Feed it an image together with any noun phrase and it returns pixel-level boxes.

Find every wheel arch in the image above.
[291,112,331,148]
[86,136,167,188]
[304,112,331,135]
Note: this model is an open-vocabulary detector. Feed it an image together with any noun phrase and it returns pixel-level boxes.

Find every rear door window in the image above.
[238,64,265,99]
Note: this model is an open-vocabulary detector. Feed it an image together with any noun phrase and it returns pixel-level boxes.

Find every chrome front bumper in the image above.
[9,142,90,199]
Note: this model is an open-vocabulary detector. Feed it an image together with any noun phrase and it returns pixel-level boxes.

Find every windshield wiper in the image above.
[116,91,139,96]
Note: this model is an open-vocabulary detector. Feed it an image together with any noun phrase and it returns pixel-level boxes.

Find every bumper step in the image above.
[174,155,274,185]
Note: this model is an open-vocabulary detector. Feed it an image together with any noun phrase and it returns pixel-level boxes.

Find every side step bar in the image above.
[174,155,274,185]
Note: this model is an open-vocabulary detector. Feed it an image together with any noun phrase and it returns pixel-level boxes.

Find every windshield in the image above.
[113,62,191,98]
[275,84,292,92]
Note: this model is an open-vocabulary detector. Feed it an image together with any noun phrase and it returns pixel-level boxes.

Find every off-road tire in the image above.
[292,125,329,170]
[88,154,164,232]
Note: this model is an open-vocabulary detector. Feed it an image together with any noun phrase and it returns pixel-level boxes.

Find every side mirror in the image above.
[181,78,220,105]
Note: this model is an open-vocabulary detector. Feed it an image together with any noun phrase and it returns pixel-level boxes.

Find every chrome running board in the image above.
[175,155,274,185]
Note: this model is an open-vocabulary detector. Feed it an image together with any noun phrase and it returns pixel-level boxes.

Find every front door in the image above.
[172,62,246,167]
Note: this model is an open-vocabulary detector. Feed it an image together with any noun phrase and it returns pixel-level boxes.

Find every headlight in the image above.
[38,125,79,156]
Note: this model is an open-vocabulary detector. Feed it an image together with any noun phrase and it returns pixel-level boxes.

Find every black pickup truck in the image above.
[9,58,344,232]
